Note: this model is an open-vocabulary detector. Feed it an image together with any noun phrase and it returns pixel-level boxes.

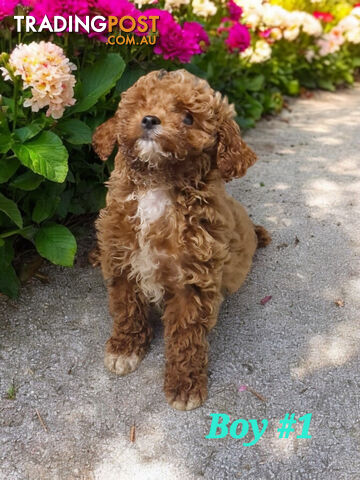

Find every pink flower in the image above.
[183,21,209,47]
[0,0,18,21]
[313,11,334,23]
[144,9,207,62]
[259,28,272,38]
[23,0,141,40]
[225,22,251,53]
[227,0,242,22]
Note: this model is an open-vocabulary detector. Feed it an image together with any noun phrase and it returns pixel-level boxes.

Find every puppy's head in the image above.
[92,69,256,181]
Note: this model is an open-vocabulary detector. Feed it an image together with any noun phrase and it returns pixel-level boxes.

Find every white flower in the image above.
[351,7,360,18]
[284,11,305,28]
[262,4,286,28]
[192,0,217,17]
[301,13,322,36]
[338,15,359,32]
[135,0,158,6]
[241,39,272,63]
[345,28,360,44]
[305,49,316,62]
[237,0,322,39]
[283,25,300,41]
[244,11,262,28]
[236,0,262,28]
[164,0,190,11]
[0,66,11,81]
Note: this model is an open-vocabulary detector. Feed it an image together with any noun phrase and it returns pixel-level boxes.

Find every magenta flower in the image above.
[183,21,209,47]
[94,0,142,37]
[259,28,272,39]
[225,22,251,53]
[92,0,141,27]
[227,0,242,22]
[0,0,18,21]
[144,9,207,63]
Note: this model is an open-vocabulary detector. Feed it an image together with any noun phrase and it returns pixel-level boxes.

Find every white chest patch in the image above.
[137,188,172,226]
[129,188,172,304]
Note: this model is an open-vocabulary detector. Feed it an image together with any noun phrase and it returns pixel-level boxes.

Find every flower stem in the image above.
[12,78,19,132]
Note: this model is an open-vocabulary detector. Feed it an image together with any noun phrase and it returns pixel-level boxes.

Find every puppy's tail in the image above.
[254,225,271,249]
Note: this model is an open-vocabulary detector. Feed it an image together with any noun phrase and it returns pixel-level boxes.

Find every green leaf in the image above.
[0,240,19,298]
[72,53,125,113]
[0,133,13,154]
[286,79,300,96]
[0,114,12,154]
[242,74,265,92]
[114,66,144,95]
[0,238,14,265]
[19,225,37,242]
[35,224,77,266]
[317,78,335,91]
[12,131,68,183]
[0,264,20,298]
[57,119,92,145]
[14,122,44,143]
[0,156,20,183]
[32,195,60,223]
[10,170,43,191]
[0,192,23,228]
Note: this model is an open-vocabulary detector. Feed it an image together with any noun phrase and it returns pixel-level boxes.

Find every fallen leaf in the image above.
[335,299,345,307]
[260,295,272,305]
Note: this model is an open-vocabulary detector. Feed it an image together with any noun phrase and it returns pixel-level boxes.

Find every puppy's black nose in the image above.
[141,115,161,130]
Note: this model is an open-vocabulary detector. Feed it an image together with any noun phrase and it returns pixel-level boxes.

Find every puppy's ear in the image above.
[216,98,257,181]
[92,116,118,162]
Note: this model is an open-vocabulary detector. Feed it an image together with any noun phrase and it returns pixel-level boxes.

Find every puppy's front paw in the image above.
[166,392,206,411]
[165,377,207,411]
[104,349,143,375]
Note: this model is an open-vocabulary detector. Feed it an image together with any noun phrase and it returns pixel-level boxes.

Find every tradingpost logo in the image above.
[13,14,159,46]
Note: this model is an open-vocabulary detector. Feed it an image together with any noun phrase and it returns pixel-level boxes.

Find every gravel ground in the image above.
[1,85,360,480]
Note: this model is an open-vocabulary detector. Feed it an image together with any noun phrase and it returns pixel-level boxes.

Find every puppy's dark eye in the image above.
[183,113,193,125]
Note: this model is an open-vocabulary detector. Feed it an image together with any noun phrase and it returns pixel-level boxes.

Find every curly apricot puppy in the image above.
[92,69,271,411]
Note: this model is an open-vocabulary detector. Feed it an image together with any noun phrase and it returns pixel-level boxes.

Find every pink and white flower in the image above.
[1,41,76,119]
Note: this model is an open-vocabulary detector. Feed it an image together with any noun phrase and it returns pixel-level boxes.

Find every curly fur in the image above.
[92,69,271,410]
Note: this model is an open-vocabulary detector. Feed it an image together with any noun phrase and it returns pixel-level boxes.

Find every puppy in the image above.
[92,69,270,410]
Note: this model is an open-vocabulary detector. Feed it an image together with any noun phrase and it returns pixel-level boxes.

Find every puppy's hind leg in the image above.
[104,276,152,376]
[254,224,271,249]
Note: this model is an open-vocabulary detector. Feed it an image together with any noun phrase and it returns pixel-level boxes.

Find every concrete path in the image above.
[1,85,360,480]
